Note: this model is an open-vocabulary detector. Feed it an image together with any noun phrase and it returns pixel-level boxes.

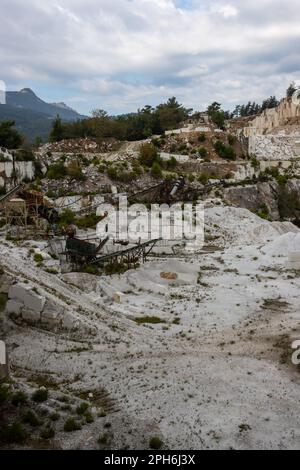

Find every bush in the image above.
[0,422,28,443]
[198,173,210,185]
[40,426,55,439]
[76,213,100,229]
[198,147,208,158]
[166,156,177,170]
[227,134,236,146]
[22,410,40,427]
[134,316,165,325]
[0,383,10,404]
[47,162,67,180]
[49,412,60,422]
[76,402,89,415]
[149,437,163,450]
[84,265,98,275]
[151,161,162,178]
[15,149,35,162]
[11,391,27,406]
[32,388,48,403]
[139,143,159,167]
[64,417,81,432]
[58,209,75,227]
[107,166,119,180]
[214,140,236,160]
[198,133,206,143]
[0,293,8,312]
[67,160,86,181]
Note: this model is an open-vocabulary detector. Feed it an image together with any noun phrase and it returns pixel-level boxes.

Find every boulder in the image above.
[9,283,45,313]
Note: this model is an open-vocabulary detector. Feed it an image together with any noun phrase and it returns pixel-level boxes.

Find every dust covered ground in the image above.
[1,205,300,450]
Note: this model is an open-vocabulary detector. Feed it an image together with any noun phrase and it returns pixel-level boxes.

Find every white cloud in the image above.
[0,0,299,113]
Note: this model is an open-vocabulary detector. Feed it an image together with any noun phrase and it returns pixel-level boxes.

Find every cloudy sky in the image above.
[1,0,300,115]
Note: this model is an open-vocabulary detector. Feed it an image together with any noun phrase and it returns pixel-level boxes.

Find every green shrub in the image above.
[107,166,119,180]
[67,160,86,181]
[85,412,94,424]
[198,133,206,143]
[34,253,43,264]
[32,388,48,403]
[84,265,98,275]
[0,293,8,312]
[134,316,165,325]
[40,426,55,439]
[198,173,210,185]
[0,384,10,404]
[98,433,109,445]
[198,147,208,158]
[149,436,163,450]
[64,417,81,432]
[151,161,162,178]
[49,412,60,422]
[22,410,40,427]
[227,134,236,146]
[139,143,159,167]
[47,162,67,180]
[0,422,28,443]
[58,209,75,227]
[76,402,89,415]
[214,140,236,160]
[76,213,100,229]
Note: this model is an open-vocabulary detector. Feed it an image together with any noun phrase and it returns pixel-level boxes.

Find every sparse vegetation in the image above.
[32,388,48,403]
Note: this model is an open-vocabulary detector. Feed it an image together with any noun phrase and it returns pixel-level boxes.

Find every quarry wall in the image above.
[0,161,35,186]
[244,97,300,137]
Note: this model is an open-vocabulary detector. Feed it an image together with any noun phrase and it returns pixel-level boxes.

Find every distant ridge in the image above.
[6,88,87,121]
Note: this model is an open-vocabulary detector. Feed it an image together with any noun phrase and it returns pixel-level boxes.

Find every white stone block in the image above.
[9,283,45,313]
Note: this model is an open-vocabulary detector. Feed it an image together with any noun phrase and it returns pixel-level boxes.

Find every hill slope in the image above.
[6,88,86,121]
[0,88,88,143]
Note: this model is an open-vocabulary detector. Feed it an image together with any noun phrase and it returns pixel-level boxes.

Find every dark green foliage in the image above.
[214,140,236,160]
[149,437,163,449]
[11,391,27,406]
[139,143,159,167]
[50,116,64,142]
[76,402,89,415]
[0,120,23,149]
[0,383,10,404]
[49,98,192,143]
[47,161,67,179]
[22,410,40,427]
[0,293,8,312]
[151,161,162,178]
[58,209,76,227]
[40,425,55,439]
[134,316,165,324]
[278,185,300,220]
[198,147,208,158]
[207,102,227,129]
[0,422,28,444]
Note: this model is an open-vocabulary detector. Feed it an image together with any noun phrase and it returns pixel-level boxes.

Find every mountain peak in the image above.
[20,88,36,95]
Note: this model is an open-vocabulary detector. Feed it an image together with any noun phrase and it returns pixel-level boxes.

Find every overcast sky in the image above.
[1,0,300,115]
